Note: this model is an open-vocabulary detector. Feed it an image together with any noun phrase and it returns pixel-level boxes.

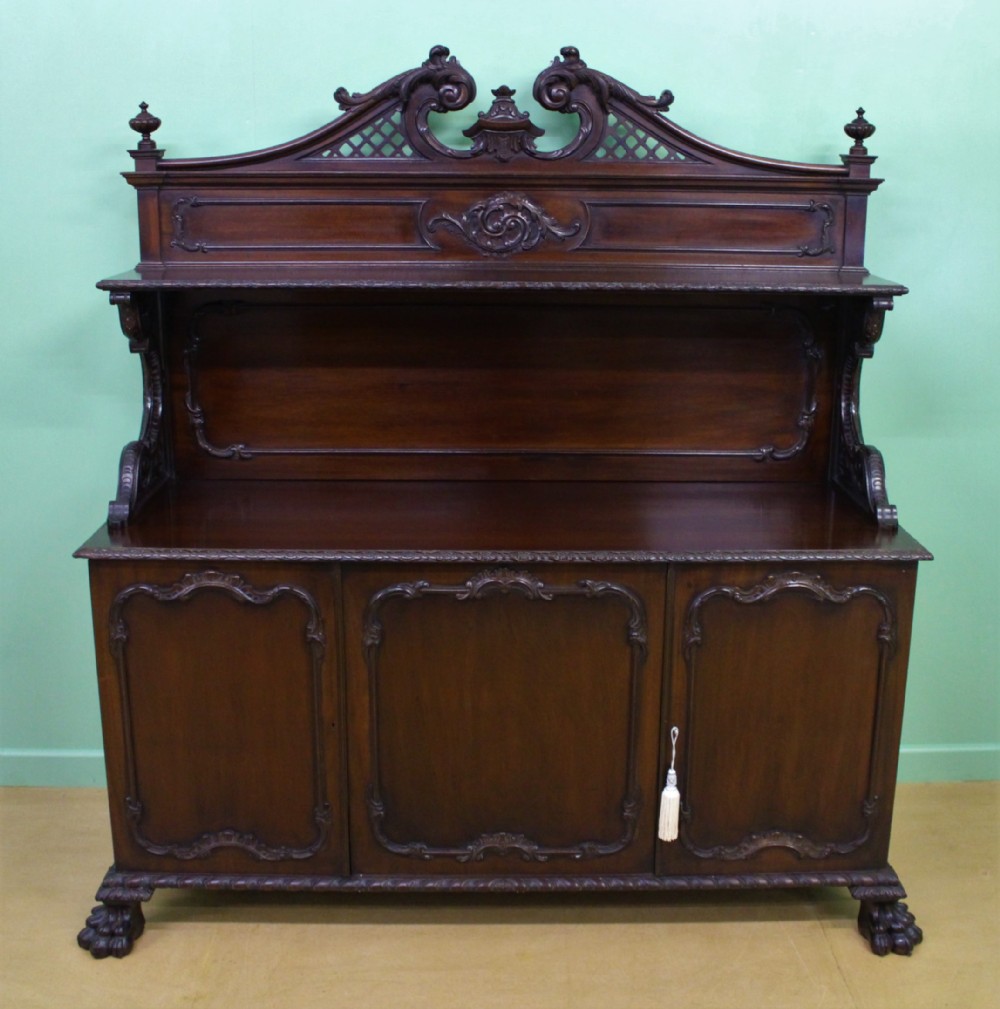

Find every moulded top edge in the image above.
[96,267,908,296]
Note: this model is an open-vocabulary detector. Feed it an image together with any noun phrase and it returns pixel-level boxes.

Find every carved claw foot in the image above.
[857,899,923,956]
[77,902,146,959]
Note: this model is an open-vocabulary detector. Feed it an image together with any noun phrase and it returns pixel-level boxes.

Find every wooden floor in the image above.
[0,782,996,1008]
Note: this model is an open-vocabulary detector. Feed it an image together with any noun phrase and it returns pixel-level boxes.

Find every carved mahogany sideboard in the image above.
[76,46,929,958]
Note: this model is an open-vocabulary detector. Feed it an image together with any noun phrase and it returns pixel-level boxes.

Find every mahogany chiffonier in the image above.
[76,45,929,958]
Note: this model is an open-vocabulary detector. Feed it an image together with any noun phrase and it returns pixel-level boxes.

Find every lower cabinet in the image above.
[659,563,917,877]
[342,564,665,875]
[83,557,920,952]
[88,561,348,876]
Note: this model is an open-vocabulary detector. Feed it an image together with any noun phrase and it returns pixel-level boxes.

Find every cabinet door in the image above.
[89,561,347,875]
[659,563,916,876]
[345,565,665,875]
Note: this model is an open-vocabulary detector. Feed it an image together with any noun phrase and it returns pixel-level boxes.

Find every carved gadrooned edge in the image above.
[94,863,903,893]
[680,572,895,860]
[362,568,647,862]
[834,297,899,529]
[108,571,331,861]
[79,864,913,957]
[79,547,935,565]
[107,293,171,528]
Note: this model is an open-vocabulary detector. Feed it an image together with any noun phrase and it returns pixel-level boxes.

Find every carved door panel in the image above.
[344,565,665,876]
[88,561,347,875]
[658,563,917,877]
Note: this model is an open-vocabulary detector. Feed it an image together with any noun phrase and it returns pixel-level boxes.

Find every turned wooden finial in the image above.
[129,102,161,151]
[844,107,875,155]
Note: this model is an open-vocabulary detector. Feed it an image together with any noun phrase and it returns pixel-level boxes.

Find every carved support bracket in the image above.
[833,297,898,529]
[107,292,171,527]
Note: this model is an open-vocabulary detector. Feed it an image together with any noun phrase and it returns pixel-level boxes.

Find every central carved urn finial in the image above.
[463,86,544,162]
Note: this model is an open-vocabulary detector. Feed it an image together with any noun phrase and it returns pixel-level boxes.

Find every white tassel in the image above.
[658,726,681,842]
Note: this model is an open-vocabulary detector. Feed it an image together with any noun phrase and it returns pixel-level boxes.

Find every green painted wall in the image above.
[1,0,997,785]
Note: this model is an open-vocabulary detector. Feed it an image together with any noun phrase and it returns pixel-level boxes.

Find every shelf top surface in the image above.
[97,266,907,296]
[77,481,930,562]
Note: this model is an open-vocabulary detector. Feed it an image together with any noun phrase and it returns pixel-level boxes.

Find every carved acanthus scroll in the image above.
[424,192,583,256]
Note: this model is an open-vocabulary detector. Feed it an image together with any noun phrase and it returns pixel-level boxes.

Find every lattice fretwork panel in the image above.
[307,110,417,160]
[590,113,694,162]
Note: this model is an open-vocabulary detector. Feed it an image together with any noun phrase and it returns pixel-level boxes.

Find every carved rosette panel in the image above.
[835,298,898,528]
[107,292,171,527]
[680,571,895,861]
[362,568,647,862]
[423,192,584,256]
[109,571,331,861]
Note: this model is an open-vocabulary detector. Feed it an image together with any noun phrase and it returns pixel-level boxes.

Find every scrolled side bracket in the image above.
[833,296,899,529]
[107,292,171,527]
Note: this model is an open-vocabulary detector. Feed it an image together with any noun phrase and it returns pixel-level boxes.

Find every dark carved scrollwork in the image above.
[798,201,835,258]
[334,44,475,115]
[680,572,895,861]
[424,192,583,256]
[533,45,674,160]
[109,571,331,862]
[834,297,899,529]
[107,292,171,528]
[362,569,648,862]
[335,45,476,160]
[124,797,333,861]
[680,800,878,860]
[323,45,680,163]
[170,197,207,253]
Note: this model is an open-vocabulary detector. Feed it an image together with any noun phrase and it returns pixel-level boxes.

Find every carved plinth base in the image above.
[77,902,146,959]
[856,899,923,956]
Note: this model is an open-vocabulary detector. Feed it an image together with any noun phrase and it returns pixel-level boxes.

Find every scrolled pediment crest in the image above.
[308,44,687,164]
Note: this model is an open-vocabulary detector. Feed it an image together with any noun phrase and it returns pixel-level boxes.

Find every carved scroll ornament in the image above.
[423,192,583,256]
